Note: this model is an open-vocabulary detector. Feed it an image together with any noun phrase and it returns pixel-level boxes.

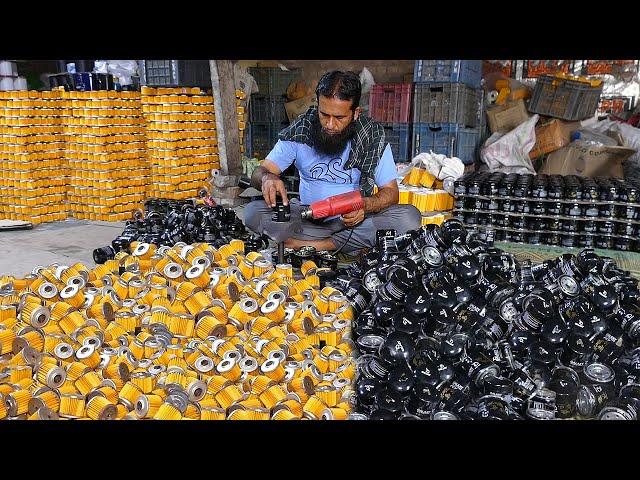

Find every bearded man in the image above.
[244,70,421,255]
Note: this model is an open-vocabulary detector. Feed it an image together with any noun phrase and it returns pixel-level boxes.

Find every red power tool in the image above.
[300,190,364,220]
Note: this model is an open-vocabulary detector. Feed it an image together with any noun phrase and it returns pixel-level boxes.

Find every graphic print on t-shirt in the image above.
[309,156,353,184]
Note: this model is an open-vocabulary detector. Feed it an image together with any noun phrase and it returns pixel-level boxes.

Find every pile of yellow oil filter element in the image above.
[237,89,247,156]
[141,87,219,200]
[63,90,149,222]
[0,91,67,225]
[399,166,454,226]
[0,239,355,420]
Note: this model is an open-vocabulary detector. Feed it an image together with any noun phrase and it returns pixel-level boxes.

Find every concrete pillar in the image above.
[209,60,247,207]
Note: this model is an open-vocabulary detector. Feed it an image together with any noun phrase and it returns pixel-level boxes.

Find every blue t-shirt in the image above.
[266,140,397,205]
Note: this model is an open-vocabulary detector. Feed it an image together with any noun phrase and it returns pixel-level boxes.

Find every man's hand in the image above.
[342,207,364,227]
[262,172,288,207]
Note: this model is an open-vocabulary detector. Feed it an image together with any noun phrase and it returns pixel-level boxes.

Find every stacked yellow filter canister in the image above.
[63,90,148,222]
[236,89,247,156]
[0,90,67,225]
[0,240,354,420]
[141,87,219,200]
[399,166,454,226]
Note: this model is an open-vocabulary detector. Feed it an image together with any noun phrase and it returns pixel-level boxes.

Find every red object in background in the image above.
[598,96,635,115]
[369,83,412,123]
[482,60,514,78]
[586,60,638,75]
[301,190,364,220]
[524,60,571,78]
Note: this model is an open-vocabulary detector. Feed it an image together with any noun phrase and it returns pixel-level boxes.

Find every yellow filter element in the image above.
[302,395,328,420]
[200,407,226,420]
[229,239,244,254]
[250,375,276,396]
[10,366,33,384]
[75,371,102,396]
[118,381,143,409]
[419,170,436,188]
[0,329,17,355]
[37,362,67,389]
[135,393,163,419]
[258,384,288,409]
[320,407,348,420]
[271,409,298,420]
[153,402,182,420]
[86,396,117,420]
[59,393,86,419]
[300,261,317,278]
[215,384,244,409]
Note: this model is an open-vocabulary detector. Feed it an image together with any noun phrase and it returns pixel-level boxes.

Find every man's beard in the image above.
[310,115,357,156]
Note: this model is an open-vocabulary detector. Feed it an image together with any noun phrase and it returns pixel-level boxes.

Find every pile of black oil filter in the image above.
[331,220,640,420]
[93,198,268,264]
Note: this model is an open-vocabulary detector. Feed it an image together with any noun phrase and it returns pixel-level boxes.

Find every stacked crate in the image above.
[141,87,219,200]
[368,83,412,163]
[247,67,301,158]
[0,90,67,224]
[64,90,148,222]
[411,60,483,165]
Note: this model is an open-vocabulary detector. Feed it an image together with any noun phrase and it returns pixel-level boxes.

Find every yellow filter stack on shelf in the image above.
[421,213,445,226]
[397,183,454,216]
[0,90,68,224]
[236,89,246,155]
[141,88,219,200]
[0,239,355,420]
[63,91,149,221]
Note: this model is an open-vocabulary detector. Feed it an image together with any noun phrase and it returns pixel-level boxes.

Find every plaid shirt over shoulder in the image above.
[277,105,385,197]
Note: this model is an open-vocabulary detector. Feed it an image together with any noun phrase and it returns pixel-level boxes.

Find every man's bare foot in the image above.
[284,237,337,251]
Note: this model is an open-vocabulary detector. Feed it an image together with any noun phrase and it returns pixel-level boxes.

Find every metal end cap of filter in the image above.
[193,255,211,269]
[54,342,74,360]
[68,275,87,290]
[35,406,59,420]
[239,356,258,373]
[133,243,151,257]
[136,394,151,417]
[38,282,58,299]
[194,356,215,373]
[46,366,66,389]
[29,306,51,328]
[185,265,205,281]
[76,344,96,360]
[163,263,183,280]
[187,380,207,402]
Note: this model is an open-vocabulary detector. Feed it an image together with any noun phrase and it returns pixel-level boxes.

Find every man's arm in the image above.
[342,180,399,227]
[364,180,399,213]
[251,159,289,207]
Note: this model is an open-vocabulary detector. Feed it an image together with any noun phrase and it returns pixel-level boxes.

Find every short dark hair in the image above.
[315,70,361,111]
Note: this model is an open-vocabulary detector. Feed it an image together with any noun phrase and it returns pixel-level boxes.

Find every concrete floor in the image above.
[0,219,125,277]
[0,205,248,278]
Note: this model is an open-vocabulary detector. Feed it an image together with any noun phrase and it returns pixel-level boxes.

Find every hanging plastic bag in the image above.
[480,114,539,174]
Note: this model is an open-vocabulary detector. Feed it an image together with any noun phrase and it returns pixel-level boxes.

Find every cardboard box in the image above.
[486,99,530,133]
[529,119,580,159]
[539,142,636,178]
[285,93,316,122]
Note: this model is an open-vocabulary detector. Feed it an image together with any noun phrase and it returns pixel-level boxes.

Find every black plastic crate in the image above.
[249,95,288,124]
[528,75,603,121]
[382,123,411,163]
[248,67,302,96]
[246,122,288,159]
[139,60,211,88]
[413,83,482,127]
